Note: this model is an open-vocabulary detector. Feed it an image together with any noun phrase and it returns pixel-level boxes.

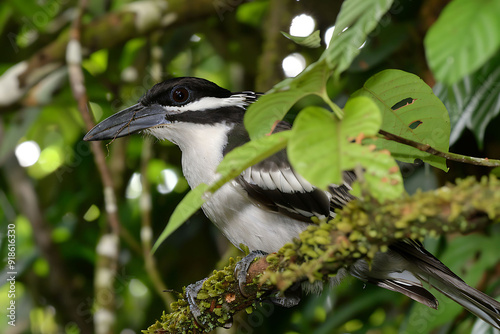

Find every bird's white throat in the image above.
[147,122,234,188]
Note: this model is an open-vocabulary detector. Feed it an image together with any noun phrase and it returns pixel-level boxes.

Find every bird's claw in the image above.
[234,250,267,297]
[185,278,234,329]
[270,287,301,308]
[185,278,208,327]
[234,250,301,307]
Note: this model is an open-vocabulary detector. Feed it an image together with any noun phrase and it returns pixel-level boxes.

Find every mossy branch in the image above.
[143,176,500,334]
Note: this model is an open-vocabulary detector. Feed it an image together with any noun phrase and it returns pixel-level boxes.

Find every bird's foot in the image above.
[270,287,301,308]
[234,250,301,308]
[185,278,208,328]
[234,250,267,297]
[185,278,234,329]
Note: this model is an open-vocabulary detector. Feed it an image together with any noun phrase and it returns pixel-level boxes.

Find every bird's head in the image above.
[83,77,259,142]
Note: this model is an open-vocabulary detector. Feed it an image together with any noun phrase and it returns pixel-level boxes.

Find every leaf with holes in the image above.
[244,60,329,139]
[322,0,394,76]
[288,102,403,200]
[282,30,321,48]
[152,131,291,252]
[425,0,500,85]
[352,69,450,171]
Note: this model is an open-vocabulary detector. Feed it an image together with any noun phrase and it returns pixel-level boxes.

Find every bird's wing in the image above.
[231,122,356,222]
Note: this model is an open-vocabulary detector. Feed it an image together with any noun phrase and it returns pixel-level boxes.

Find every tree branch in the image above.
[255,0,292,91]
[143,176,500,333]
[67,2,121,333]
[379,129,500,167]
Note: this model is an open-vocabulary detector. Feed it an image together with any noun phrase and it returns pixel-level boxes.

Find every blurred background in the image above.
[1,0,500,333]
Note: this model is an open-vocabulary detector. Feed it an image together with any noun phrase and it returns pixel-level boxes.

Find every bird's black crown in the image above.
[140,77,232,107]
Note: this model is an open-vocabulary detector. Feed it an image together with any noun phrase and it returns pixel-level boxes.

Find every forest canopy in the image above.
[1,0,500,333]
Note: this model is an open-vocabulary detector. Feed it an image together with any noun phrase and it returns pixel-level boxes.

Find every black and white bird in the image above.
[84,77,500,329]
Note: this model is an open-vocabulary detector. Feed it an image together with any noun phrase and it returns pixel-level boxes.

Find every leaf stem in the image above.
[379,129,500,167]
[321,91,344,119]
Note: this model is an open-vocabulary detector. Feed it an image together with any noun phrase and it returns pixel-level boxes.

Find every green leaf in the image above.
[352,69,450,171]
[434,51,500,147]
[322,0,394,75]
[217,130,291,176]
[244,61,329,139]
[151,131,291,253]
[282,30,321,48]
[288,102,403,201]
[288,106,344,187]
[425,0,500,84]
[351,144,403,202]
[342,96,382,137]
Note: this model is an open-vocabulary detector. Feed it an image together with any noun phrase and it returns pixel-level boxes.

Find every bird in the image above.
[84,76,500,329]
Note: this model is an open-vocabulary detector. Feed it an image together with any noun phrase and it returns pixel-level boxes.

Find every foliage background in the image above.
[1,0,500,333]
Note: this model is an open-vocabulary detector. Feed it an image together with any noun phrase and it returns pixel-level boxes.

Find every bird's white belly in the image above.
[201,181,311,253]
[168,122,310,253]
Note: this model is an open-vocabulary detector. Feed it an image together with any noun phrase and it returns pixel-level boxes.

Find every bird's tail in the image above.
[350,240,500,329]
[426,269,500,329]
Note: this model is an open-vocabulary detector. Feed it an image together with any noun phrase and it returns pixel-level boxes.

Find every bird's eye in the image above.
[171,87,189,104]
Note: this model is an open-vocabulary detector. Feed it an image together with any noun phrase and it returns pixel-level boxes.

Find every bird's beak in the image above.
[84,103,168,141]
